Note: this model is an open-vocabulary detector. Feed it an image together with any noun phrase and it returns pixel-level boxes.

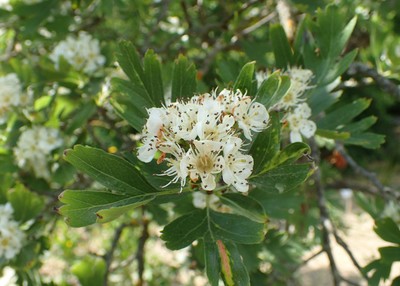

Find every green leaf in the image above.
[308,85,341,115]
[314,5,357,59]
[111,78,151,130]
[204,241,221,286]
[161,209,265,250]
[220,193,266,223]
[263,142,310,173]
[0,153,18,173]
[341,116,377,133]
[71,257,106,286]
[233,62,255,95]
[8,184,45,223]
[209,210,264,244]
[379,246,400,263]
[161,209,208,250]
[317,99,371,130]
[250,188,303,219]
[343,132,385,149]
[64,145,156,195]
[143,49,164,106]
[58,189,155,227]
[171,54,197,101]
[65,101,97,134]
[315,129,350,140]
[374,218,400,245]
[217,240,250,286]
[270,24,294,68]
[322,49,357,85]
[257,73,291,109]
[251,164,312,193]
[116,41,145,87]
[249,112,281,174]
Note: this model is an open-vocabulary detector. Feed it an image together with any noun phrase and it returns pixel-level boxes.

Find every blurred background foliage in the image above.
[0,0,399,285]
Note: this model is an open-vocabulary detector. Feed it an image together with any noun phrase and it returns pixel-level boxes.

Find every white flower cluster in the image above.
[14,126,63,180]
[50,32,105,75]
[137,89,270,193]
[274,67,317,142]
[0,73,31,124]
[0,203,25,260]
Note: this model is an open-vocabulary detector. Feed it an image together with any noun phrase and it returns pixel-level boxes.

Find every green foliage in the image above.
[71,256,106,286]
[0,1,398,285]
[58,189,154,227]
[64,145,156,195]
[7,184,45,223]
[171,55,197,101]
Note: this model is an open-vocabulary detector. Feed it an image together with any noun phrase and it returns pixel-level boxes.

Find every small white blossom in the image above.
[286,103,316,143]
[137,88,269,192]
[0,73,30,124]
[233,98,269,140]
[222,137,254,192]
[181,140,225,191]
[14,126,63,180]
[274,67,313,110]
[0,204,25,261]
[50,32,105,75]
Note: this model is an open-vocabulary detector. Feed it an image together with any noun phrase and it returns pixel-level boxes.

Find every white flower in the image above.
[0,204,25,260]
[181,140,225,190]
[274,67,313,110]
[286,103,316,143]
[0,73,29,124]
[50,32,105,75]
[14,126,63,180]
[137,88,269,192]
[222,137,254,192]
[233,97,269,140]
[195,106,234,141]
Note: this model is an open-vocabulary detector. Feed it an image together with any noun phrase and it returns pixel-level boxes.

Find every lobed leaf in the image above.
[343,132,385,149]
[220,193,266,223]
[58,189,155,227]
[251,164,312,193]
[317,98,371,130]
[64,145,156,195]
[171,54,197,101]
[161,209,208,250]
[209,210,265,244]
[270,23,294,69]
[143,49,165,106]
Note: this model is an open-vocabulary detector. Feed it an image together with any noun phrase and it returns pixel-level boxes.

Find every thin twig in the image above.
[335,143,399,201]
[348,62,400,102]
[310,139,342,286]
[103,223,129,286]
[332,229,369,281]
[136,208,149,286]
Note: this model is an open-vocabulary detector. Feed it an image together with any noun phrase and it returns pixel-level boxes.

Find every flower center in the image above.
[196,154,214,173]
